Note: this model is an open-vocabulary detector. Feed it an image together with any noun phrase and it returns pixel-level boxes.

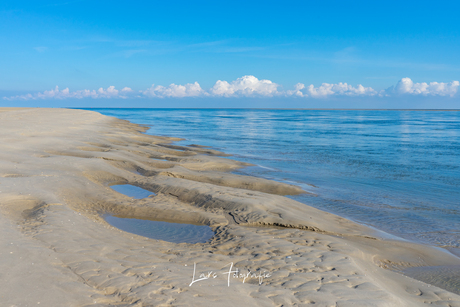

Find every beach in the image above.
[1,108,460,306]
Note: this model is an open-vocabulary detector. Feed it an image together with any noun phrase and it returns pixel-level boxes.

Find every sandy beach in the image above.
[1,107,460,307]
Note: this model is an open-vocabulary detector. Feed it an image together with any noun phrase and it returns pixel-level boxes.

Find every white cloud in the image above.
[3,86,134,100]
[142,82,205,98]
[286,83,306,97]
[307,82,378,97]
[96,85,133,98]
[210,75,280,97]
[394,77,459,96]
[121,87,133,93]
[286,82,378,97]
[2,77,458,101]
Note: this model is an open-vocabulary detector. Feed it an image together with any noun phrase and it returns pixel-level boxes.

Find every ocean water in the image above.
[87,109,460,251]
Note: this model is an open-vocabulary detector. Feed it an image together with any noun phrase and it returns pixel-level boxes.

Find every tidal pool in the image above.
[105,215,215,244]
[110,184,155,199]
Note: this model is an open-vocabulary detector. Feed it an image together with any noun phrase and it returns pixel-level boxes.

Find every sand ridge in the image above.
[0,107,459,306]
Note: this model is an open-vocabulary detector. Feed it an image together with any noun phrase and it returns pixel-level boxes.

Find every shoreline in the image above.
[1,107,459,306]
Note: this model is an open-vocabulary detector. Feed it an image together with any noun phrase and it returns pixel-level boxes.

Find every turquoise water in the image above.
[87,109,460,250]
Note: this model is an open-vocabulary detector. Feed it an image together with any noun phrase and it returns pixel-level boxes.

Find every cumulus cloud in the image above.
[210,75,280,97]
[95,85,133,98]
[284,78,458,98]
[393,77,459,96]
[287,82,378,98]
[142,82,205,98]
[2,77,459,101]
[286,83,306,97]
[3,86,134,100]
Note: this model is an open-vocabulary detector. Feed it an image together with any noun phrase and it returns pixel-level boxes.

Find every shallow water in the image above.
[403,265,460,295]
[89,109,460,250]
[105,215,214,244]
[110,184,155,199]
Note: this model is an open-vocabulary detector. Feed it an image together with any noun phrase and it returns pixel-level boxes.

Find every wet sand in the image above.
[1,107,460,306]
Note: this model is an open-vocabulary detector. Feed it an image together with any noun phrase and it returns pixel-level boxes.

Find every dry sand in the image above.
[0,107,459,307]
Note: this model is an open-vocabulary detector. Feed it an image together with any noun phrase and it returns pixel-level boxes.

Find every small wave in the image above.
[256,164,277,171]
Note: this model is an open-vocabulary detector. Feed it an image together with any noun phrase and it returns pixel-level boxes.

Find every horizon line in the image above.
[71,107,460,111]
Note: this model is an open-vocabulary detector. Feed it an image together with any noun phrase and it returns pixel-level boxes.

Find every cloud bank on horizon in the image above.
[3,76,460,101]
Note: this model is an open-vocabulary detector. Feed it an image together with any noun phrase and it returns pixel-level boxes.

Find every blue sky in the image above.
[1,0,459,108]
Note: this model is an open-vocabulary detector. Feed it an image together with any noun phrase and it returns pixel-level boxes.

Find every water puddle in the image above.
[151,157,169,161]
[105,215,214,244]
[110,184,155,199]
[402,265,460,295]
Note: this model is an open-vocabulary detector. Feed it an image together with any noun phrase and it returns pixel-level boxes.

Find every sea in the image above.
[85,108,460,254]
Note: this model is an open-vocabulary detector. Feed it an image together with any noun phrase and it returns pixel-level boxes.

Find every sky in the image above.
[1,0,459,108]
